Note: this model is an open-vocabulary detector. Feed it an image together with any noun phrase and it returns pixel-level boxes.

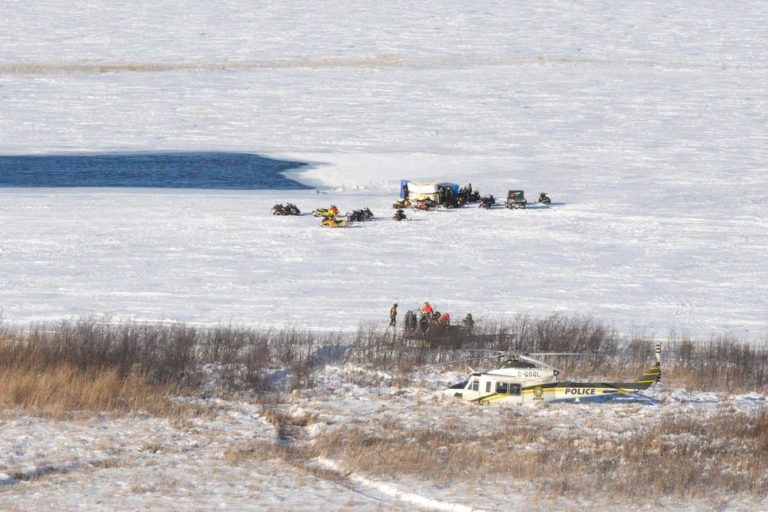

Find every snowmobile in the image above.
[538,192,551,205]
[313,205,339,217]
[478,195,496,209]
[392,209,407,221]
[271,203,301,216]
[348,208,374,222]
[392,198,411,209]
[320,215,349,228]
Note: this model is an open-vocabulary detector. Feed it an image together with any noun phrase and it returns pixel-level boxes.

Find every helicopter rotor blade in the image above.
[525,352,601,357]
[517,354,563,374]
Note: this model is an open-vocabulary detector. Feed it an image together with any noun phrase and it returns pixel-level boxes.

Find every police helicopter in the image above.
[443,343,661,404]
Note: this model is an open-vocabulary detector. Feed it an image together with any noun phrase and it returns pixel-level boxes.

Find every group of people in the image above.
[439,183,478,209]
[389,302,475,334]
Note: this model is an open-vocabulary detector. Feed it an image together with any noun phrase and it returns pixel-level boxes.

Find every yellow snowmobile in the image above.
[320,215,349,228]
[313,205,340,217]
[392,198,410,209]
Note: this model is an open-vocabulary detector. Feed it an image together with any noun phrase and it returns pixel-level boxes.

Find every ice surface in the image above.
[1,1,766,338]
[1,1,767,337]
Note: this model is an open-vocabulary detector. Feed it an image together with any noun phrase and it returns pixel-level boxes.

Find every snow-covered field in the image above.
[2,1,768,510]
[1,365,767,511]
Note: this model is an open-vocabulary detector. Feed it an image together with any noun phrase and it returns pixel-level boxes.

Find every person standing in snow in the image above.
[421,302,433,315]
[389,303,398,327]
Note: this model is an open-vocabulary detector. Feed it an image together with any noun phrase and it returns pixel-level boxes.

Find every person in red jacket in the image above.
[438,312,451,325]
[421,302,433,315]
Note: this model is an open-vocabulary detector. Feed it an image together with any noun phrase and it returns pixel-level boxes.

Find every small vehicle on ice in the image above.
[505,190,527,209]
[347,208,374,222]
[392,209,407,221]
[538,192,551,205]
[271,203,301,216]
[313,205,339,217]
[320,216,349,228]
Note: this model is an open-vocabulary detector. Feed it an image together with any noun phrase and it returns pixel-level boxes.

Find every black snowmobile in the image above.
[348,208,374,222]
[272,203,301,215]
[478,195,496,209]
[392,209,407,221]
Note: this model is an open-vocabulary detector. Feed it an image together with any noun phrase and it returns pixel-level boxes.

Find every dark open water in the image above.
[0,152,310,189]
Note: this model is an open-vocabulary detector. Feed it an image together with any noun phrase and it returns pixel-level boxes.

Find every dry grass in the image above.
[0,364,176,417]
[313,410,768,500]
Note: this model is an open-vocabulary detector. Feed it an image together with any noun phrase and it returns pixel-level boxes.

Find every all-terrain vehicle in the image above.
[538,192,551,205]
[505,190,527,209]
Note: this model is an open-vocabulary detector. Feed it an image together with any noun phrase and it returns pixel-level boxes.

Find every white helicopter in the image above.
[443,343,661,404]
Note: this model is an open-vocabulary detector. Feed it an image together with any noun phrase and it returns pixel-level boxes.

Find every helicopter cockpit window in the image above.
[496,382,509,394]
[470,380,479,392]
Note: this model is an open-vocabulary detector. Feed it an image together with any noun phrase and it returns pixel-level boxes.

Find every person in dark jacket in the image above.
[462,313,475,334]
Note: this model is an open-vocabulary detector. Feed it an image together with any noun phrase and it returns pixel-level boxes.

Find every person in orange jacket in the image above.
[421,302,433,315]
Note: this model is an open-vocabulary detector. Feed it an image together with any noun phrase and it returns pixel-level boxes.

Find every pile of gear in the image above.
[271,203,301,215]
[413,198,438,211]
[392,209,407,221]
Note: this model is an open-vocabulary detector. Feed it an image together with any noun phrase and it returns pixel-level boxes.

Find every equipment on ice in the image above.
[505,190,527,209]
[313,205,340,217]
[320,216,349,228]
[271,203,301,215]
[538,192,551,205]
[392,209,407,221]
[347,208,374,222]
[478,195,496,209]
[392,198,411,209]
